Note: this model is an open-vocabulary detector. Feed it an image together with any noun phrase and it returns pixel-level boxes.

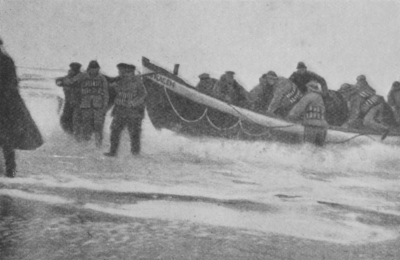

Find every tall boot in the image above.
[130,120,142,155]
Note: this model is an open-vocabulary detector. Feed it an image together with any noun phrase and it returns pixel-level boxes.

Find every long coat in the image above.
[0,51,43,150]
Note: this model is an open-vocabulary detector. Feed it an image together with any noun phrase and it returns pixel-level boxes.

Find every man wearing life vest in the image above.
[213,71,250,108]
[196,73,218,97]
[104,63,147,157]
[287,82,329,146]
[341,77,391,133]
[248,73,274,113]
[56,62,83,138]
[342,75,379,129]
[289,62,328,94]
[265,71,303,118]
[64,61,109,147]
[387,81,400,124]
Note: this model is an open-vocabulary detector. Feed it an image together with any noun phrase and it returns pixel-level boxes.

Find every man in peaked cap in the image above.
[213,71,250,108]
[0,37,43,177]
[63,60,109,147]
[104,63,147,157]
[196,73,218,97]
[69,62,81,72]
[289,61,328,95]
[56,62,83,138]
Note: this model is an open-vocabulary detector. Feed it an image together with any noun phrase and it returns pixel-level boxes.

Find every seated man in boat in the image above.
[319,82,349,126]
[196,73,218,97]
[342,75,378,128]
[265,71,303,118]
[213,71,250,108]
[387,81,400,125]
[289,62,328,94]
[340,78,392,134]
[248,73,274,113]
[286,82,328,146]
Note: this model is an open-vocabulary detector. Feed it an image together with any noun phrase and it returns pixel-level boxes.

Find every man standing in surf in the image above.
[0,37,43,177]
[104,63,147,157]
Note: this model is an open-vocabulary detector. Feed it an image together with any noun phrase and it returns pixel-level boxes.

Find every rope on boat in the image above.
[159,77,380,143]
[227,103,296,129]
[164,86,208,123]
[206,115,240,131]
[239,121,272,137]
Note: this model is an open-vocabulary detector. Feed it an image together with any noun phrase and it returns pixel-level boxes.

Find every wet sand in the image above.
[1,195,400,260]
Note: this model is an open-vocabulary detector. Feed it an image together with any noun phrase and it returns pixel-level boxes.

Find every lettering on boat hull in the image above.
[149,73,176,89]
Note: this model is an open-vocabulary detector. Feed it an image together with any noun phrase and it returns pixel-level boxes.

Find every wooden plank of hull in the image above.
[142,57,400,145]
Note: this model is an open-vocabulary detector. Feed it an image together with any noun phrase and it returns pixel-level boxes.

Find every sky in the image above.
[1,0,400,94]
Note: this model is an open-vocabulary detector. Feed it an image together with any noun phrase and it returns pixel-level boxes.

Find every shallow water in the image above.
[1,69,400,258]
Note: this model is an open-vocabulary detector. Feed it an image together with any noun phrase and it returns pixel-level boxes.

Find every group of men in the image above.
[56,61,147,157]
[196,62,400,146]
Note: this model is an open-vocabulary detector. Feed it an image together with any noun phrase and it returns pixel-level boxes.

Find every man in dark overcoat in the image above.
[0,38,43,178]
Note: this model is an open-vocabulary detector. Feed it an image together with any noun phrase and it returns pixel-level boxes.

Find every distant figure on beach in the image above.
[0,37,43,178]
[104,63,147,157]
[289,62,328,94]
[56,62,83,139]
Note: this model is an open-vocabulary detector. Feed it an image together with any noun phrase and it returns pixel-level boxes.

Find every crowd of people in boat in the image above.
[195,62,400,145]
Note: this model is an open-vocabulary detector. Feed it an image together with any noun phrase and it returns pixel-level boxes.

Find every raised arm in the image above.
[309,71,328,97]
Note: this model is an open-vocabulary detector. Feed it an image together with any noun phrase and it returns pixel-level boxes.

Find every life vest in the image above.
[80,78,104,108]
[115,91,136,107]
[359,90,375,98]
[305,105,325,120]
[115,79,145,107]
[285,85,303,104]
[360,95,383,115]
